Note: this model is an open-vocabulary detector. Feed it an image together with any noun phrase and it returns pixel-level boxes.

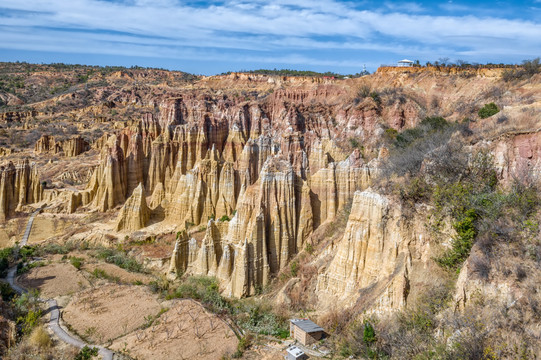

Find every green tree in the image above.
[363,321,376,345]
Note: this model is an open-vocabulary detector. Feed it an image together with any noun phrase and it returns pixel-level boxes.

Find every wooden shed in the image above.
[290,319,324,345]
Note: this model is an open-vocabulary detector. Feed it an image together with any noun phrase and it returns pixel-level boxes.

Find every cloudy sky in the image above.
[0,0,540,74]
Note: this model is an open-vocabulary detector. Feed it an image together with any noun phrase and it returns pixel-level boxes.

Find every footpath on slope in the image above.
[7,209,114,360]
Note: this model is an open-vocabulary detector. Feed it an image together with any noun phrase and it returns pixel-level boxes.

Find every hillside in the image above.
[0,62,540,359]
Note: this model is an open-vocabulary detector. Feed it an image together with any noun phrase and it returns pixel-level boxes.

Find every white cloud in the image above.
[0,0,539,69]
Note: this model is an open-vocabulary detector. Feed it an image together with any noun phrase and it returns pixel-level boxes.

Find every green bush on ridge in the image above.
[478,102,499,119]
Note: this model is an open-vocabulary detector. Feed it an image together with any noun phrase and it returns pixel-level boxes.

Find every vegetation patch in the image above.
[70,256,83,270]
[167,276,230,314]
[478,102,500,119]
[14,290,42,336]
[94,247,144,273]
[502,58,540,81]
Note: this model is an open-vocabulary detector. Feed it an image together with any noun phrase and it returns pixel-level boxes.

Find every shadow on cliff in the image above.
[149,205,166,225]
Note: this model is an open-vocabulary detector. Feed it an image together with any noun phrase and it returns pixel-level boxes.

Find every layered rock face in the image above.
[0,159,43,220]
[0,110,37,123]
[316,190,428,311]
[493,130,541,183]
[34,135,89,157]
[115,183,150,231]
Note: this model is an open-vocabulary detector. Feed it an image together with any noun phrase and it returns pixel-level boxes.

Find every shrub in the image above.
[436,208,478,269]
[384,128,398,141]
[349,138,362,149]
[17,309,42,335]
[95,247,144,273]
[478,102,499,119]
[0,282,15,301]
[470,255,490,280]
[370,91,381,105]
[16,261,44,275]
[515,265,527,282]
[290,260,299,277]
[168,276,230,314]
[363,321,376,345]
[0,247,13,276]
[29,326,51,348]
[238,302,288,338]
[232,335,252,358]
[219,215,231,222]
[148,276,169,294]
[91,268,120,283]
[39,242,73,255]
[357,85,371,99]
[19,245,36,262]
[400,176,430,204]
[70,256,83,270]
[384,116,457,177]
[74,346,99,360]
[522,57,541,75]
[502,58,540,81]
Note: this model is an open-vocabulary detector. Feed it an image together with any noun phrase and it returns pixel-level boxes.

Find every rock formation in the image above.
[0,148,13,157]
[149,182,166,209]
[0,110,37,123]
[63,136,90,157]
[493,130,541,184]
[115,183,150,231]
[66,89,382,295]
[316,190,420,311]
[0,159,43,220]
[34,135,89,157]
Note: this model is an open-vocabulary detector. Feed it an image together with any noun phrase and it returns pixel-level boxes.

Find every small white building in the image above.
[397,59,414,67]
[286,345,308,360]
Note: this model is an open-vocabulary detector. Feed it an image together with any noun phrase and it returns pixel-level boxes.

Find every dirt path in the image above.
[7,212,115,360]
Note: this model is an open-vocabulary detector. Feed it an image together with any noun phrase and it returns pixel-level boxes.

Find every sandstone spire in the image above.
[115,183,150,231]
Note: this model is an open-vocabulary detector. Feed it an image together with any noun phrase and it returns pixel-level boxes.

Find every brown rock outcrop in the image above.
[63,136,90,157]
[0,110,37,123]
[168,156,347,297]
[115,183,150,231]
[34,135,89,157]
[0,148,13,157]
[493,130,541,184]
[34,135,60,154]
[317,190,413,310]
[0,159,43,220]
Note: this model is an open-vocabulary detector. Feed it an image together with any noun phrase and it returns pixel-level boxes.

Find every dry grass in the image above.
[5,339,79,360]
[28,326,51,349]
[472,106,541,140]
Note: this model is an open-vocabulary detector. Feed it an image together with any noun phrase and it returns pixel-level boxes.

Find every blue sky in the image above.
[0,0,540,75]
